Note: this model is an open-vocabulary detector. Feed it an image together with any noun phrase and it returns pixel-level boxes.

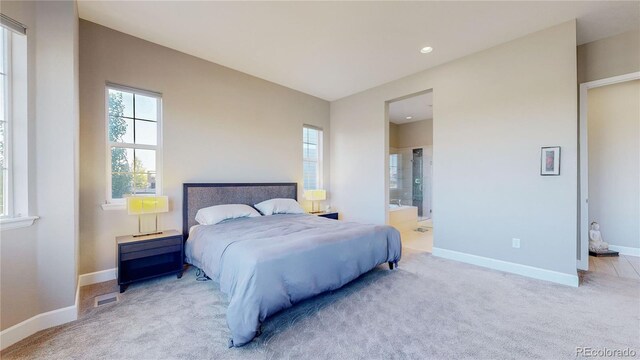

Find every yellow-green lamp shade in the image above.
[127,196,169,215]
[304,189,326,201]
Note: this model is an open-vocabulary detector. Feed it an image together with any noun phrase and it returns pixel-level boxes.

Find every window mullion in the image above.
[132,94,136,145]
[109,142,157,151]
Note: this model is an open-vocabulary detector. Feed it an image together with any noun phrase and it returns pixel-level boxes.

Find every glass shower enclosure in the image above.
[389,146,431,220]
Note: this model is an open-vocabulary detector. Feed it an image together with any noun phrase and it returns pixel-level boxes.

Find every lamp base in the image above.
[135,214,161,237]
[133,230,163,238]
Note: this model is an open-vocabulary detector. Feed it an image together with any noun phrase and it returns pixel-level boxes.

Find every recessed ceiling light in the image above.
[420,46,433,54]
[406,116,412,120]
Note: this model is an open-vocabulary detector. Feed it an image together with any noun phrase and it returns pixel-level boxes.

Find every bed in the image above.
[182,183,402,347]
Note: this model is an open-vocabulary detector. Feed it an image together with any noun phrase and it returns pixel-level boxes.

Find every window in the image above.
[0,15,35,229]
[303,126,322,191]
[0,28,10,217]
[389,154,399,189]
[0,16,33,229]
[107,85,162,203]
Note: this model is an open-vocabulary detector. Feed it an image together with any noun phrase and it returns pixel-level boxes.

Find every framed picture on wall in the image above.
[540,146,561,176]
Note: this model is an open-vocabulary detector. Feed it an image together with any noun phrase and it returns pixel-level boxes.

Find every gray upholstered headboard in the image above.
[182,183,298,239]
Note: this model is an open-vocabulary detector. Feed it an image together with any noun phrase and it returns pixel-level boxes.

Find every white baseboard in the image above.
[78,268,117,287]
[0,301,77,351]
[609,245,640,257]
[0,269,116,351]
[432,247,579,287]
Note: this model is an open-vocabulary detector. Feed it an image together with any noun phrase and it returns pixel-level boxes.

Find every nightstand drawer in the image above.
[317,212,338,220]
[116,230,183,293]
[121,244,182,261]
[120,236,182,253]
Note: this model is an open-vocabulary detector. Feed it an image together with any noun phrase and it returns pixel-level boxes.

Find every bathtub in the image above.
[389,205,418,232]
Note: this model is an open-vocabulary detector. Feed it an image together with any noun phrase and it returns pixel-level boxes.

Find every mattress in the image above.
[185,213,402,347]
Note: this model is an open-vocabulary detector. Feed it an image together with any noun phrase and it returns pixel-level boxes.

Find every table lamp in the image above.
[127,195,169,237]
[304,189,326,214]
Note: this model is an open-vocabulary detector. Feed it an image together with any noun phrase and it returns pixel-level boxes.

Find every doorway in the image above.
[386,90,434,252]
[578,72,640,274]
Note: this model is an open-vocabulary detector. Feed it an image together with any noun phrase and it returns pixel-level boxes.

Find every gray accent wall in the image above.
[78,21,330,275]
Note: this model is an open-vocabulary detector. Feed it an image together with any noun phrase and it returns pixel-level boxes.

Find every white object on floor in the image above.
[589,222,609,252]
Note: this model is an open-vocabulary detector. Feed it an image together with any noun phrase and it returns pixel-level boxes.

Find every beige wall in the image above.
[395,119,433,148]
[578,29,640,83]
[389,123,398,148]
[1,0,79,332]
[331,21,578,276]
[79,21,330,275]
[588,80,640,249]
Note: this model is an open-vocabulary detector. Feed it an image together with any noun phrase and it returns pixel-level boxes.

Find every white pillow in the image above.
[254,198,305,216]
[195,204,261,225]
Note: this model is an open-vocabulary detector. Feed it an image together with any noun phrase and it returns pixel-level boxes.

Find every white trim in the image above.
[75,282,80,312]
[0,267,118,350]
[0,14,27,35]
[100,203,126,211]
[106,82,162,98]
[433,247,579,287]
[609,245,640,257]
[582,72,640,89]
[78,268,117,287]
[0,299,77,351]
[0,215,38,230]
[578,71,640,271]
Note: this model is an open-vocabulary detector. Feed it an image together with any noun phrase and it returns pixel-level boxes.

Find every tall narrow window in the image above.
[389,154,399,189]
[107,85,162,202]
[0,15,31,228]
[0,28,10,217]
[303,126,322,191]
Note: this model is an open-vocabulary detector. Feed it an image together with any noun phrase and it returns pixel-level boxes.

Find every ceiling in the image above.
[389,92,433,125]
[78,1,640,101]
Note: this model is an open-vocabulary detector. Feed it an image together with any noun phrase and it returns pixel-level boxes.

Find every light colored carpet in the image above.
[3,250,639,359]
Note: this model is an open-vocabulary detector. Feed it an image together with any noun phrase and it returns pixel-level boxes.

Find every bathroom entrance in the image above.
[386,89,434,252]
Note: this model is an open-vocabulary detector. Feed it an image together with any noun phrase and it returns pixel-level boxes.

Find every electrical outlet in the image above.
[512,238,521,249]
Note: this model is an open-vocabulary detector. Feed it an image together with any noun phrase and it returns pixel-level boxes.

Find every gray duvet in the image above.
[185,214,402,347]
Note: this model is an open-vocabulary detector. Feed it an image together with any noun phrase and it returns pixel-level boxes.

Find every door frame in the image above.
[578,71,640,270]
[385,88,433,225]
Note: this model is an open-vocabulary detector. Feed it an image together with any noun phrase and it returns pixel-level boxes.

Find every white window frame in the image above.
[303,125,323,191]
[104,83,163,208]
[0,19,37,230]
[1,28,13,219]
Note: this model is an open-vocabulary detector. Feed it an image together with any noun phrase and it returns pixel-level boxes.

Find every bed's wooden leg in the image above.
[388,261,394,270]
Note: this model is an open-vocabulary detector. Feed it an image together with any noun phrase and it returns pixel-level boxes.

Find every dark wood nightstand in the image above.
[315,212,339,220]
[117,230,183,293]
